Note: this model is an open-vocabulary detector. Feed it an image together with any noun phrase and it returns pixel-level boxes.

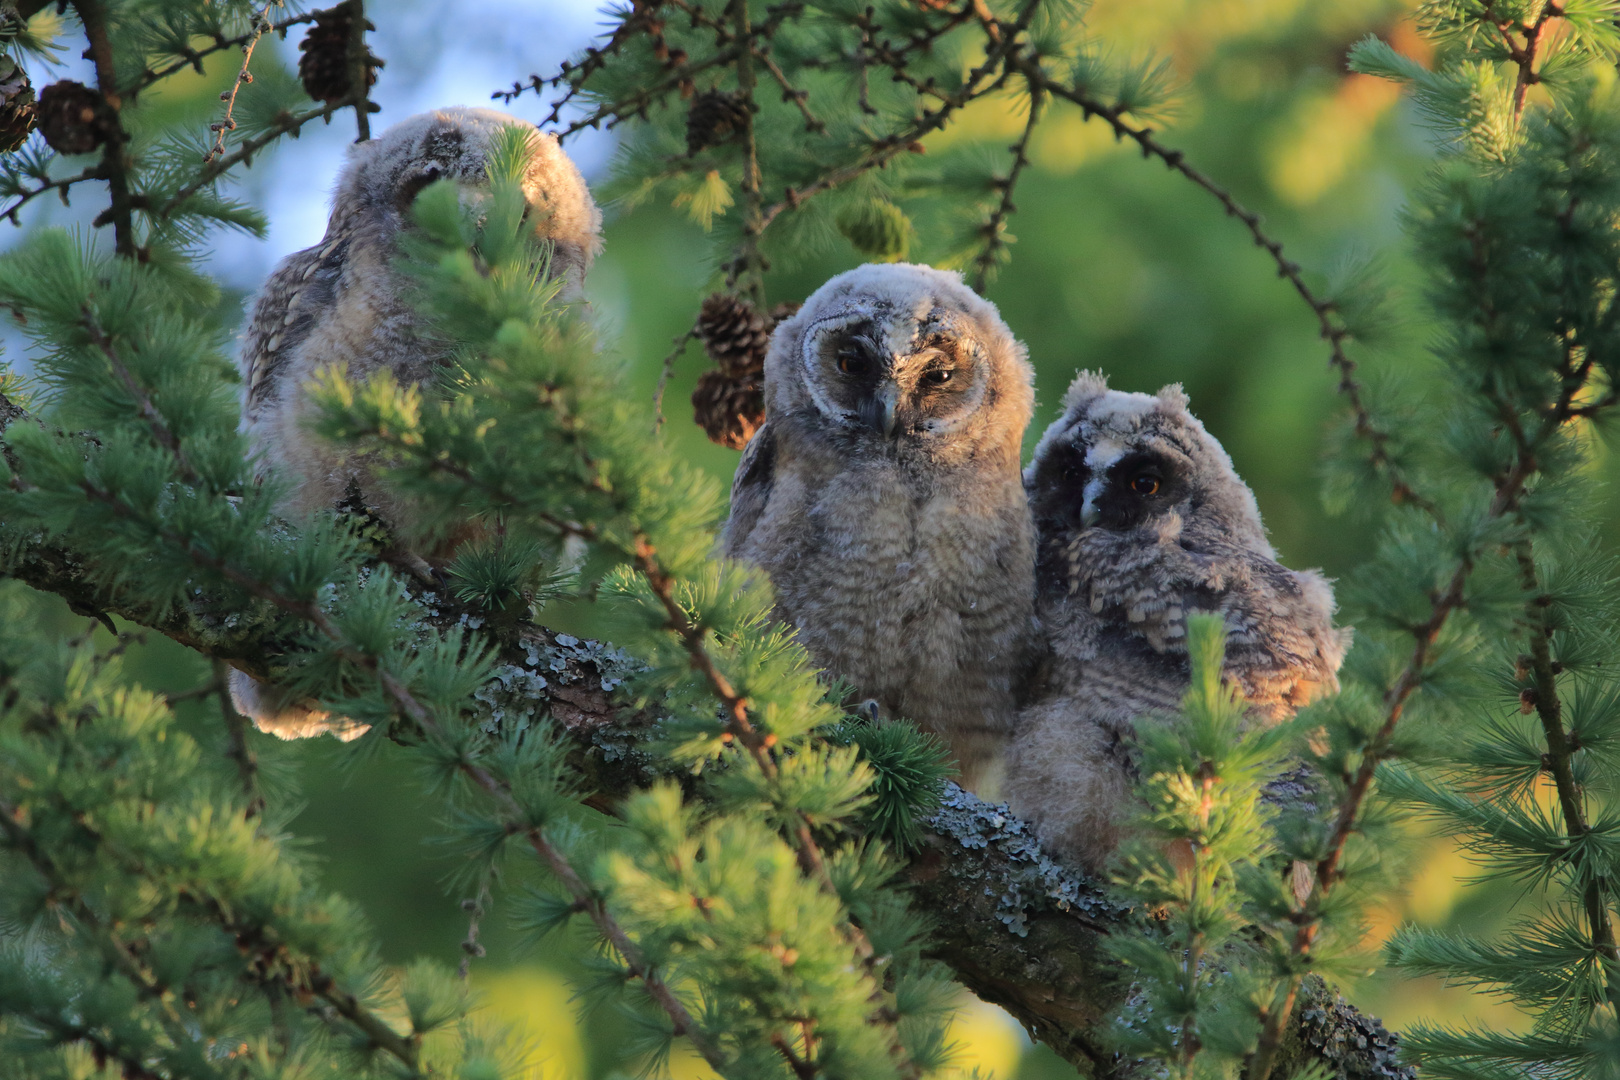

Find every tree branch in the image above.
[71,0,138,259]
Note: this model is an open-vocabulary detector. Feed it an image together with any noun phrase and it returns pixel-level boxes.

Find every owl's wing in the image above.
[1219,559,1349,717]
[239,235,352,423]
[721,420,776,555]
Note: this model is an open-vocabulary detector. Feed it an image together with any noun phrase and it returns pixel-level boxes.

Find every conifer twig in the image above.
[1513,538,1620,992]
[157,96,370,219]
[1489,0,1564,118]
[123,11,321,99]
[755,0,1039,232]
[652,324,699,432]
[1018,58,1435,516]
[969,78,1042,295]
[70,1,137,259]
[727,0,767,304]
[0,164,107,225]
[80,315,201,483]
[0,802,205,1058]
[203,3,281,164]
[2,693,423,1070]
[1246,354,1609,1080]
[753,47,824,135]
[59,479,730,1071]
[552,47,744,138]
[628,536,920,1077]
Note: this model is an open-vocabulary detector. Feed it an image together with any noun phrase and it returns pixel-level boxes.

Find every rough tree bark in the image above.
[0,397,1413,1079]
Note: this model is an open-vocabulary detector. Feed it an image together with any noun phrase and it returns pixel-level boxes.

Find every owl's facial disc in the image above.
[1081,447,1188,530]
[803,308,986,444]
[1025,422,1090,534]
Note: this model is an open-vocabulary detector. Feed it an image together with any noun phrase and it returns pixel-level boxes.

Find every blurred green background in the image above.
[3,0,1576,1074]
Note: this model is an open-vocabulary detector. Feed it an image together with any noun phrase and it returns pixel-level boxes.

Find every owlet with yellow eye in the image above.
[1004,372,1350,871]
[723,263,1038,789]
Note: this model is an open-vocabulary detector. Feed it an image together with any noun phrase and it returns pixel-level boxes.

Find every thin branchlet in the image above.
[203,3,282,164]
[969,77,1042,294]
[123,11,321,100]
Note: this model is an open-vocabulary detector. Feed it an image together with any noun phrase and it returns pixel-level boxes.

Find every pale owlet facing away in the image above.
[231,106,601,740]
[1003,372,1350,871]
[723,263,1038,790]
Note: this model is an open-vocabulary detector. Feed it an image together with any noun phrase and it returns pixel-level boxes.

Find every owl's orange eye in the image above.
[1130,473,1160,496]
[837,349,868,376]
[921,368,953,387]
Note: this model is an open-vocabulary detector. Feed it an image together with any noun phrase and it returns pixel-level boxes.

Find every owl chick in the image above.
[1003,372,1349,870]
[723,263,1037,789]
[231,106,601,739]
[241,105,600,522]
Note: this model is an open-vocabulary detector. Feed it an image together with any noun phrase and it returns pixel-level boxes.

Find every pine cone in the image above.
[685,89,749,155]
[0,59,35,154]
[692,369,764,450]
[691,298,798,449]
[298,3,380,104]
[37,80,112,156]
[697,292,772,378]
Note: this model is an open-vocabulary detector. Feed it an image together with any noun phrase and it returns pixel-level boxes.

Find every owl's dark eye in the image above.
[396,166,445,210]
[836,348,869,376]
[1129,472,1161,496]
[921,368,953,387]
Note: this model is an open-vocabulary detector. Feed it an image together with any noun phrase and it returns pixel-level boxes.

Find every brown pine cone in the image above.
[692,369,764,451]
[685,89,749,155]
[298,3,381,104]
[697,292,772,378]
[37,80,111,156]
[0,59,35,153]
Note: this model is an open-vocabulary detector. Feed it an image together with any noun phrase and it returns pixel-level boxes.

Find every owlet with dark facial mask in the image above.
[1005,372,1349,869]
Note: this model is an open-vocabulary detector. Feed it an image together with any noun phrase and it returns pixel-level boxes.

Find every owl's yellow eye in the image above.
[1130,473,1160,496]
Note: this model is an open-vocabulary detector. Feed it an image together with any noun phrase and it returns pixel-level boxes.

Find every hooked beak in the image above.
[860,381,901,440]
[1080,501,1100,528]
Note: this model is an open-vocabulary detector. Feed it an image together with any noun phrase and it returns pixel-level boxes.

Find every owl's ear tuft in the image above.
[1062,369,1109,412]
[1155,383,1189,412]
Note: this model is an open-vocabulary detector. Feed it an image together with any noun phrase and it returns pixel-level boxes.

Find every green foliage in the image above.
[827,714,956,851]
[1321,4,1620,1077]
[1104,614,1291,1078]
[308,162,960,1074]
[0,591,495,1079]
[10,0,1620,1076]
[536,0,1166,293]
